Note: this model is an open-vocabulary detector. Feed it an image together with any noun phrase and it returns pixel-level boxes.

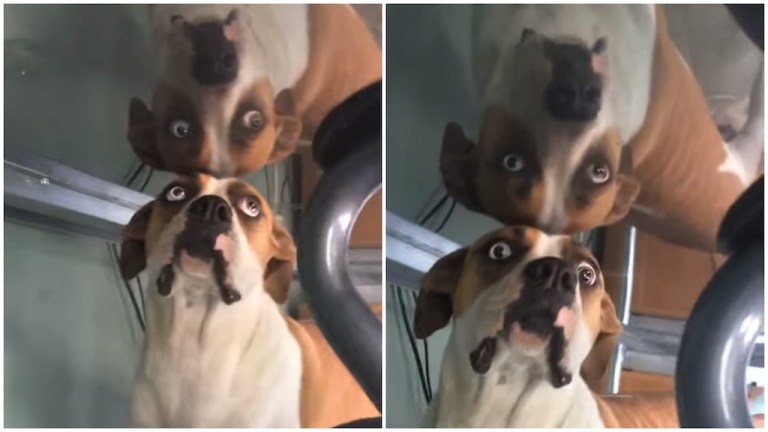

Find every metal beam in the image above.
[5,154,151,242]
[385,211,461,288]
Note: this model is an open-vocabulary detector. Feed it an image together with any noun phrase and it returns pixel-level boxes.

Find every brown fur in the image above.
[440,108,639,234]
[118,175,295,305]
[595,392,678,428]
[283,316,379,428]
[292,4,382,139]
[131,5,381,177]
[627,5,750,251]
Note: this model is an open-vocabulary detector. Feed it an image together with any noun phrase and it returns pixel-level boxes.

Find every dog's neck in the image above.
[425,328,603,428]
[136,268,302,427]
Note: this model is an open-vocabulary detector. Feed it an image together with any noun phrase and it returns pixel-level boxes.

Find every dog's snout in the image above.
[188,21,239,85]
[545,78,602,122]
[524,257,576,293]
[188,195,233,223]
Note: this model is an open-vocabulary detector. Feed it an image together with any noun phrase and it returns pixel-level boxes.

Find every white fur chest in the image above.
[472,4,656,143]
[131,277,302,428]
[426,332,604,428]
[149,4,311,92]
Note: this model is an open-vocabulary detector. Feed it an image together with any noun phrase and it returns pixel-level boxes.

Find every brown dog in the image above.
[119,175,377,427]
[441,5,760,251]
[129,5,381,177]
[414,225,678,427]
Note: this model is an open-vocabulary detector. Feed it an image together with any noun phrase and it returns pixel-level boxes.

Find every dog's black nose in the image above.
[523,257,576,292]
[544,78,602,122]
[187,195,233,223]
[188,21,239,85]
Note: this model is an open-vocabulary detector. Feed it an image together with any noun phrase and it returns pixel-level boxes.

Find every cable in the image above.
[415,184,444,223]
[411,291,433,399]
[434,199,456,233]
[137,275,146,317]
[396,286,431,403]
[126,163,146,188]
[418,193,450,226]
[109,244,145,332]
[138,168,154,192]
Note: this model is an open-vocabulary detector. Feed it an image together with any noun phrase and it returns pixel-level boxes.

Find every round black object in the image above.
[335,417,382,428]
[718,176,763,255]
[726,4,764,51]
[313,80,382,170]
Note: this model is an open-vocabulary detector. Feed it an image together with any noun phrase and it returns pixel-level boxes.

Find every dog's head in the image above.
[414,226,621,388]
[129,8,302,177]
[454,29,639,233]
[119,174,295,305]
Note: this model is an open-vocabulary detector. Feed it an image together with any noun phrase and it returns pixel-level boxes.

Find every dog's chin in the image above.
[468,304,576,388]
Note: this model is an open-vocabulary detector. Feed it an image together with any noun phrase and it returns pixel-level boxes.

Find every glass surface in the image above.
[384,4,764,428]
[4,4,382,427]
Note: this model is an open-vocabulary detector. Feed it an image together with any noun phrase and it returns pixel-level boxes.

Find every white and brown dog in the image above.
[414,226,678,427]
[128,4,381,176]
[441,5,762,251]
[118,175,377,427]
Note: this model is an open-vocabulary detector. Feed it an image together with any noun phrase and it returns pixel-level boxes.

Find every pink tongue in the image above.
[213,234,234,262]
[554,306,575,338]
[510,306,575,349]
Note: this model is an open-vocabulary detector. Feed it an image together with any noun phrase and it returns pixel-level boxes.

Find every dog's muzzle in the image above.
[470,257,576,387]
[165,195,242,304]
[188,20,239,85]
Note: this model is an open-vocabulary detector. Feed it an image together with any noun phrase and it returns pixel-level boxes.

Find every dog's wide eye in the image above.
[169,120,190,138]
[578,263,597,286]
[243,110,264,131]
[239,196,261,218]
[488,241,512,260]
[587,163,610,184]
[502,154,525,172]
[166,186,186,202]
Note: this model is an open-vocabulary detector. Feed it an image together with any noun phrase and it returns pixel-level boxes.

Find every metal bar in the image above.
[4,155,151,242]
[297,143,383,411]
[385,211,461,289]
[676,240,764,428]
[606,225,637,394]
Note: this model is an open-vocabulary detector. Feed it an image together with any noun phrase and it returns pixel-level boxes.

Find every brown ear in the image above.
[127,98,166,170]
[440,122,484,213]
[599,292,622,336]
[414,247,468,338]
[268,89,302,164]
[603,174,640,225]
[580,332,618,392]
[264,219,297,304]
[119,203,154,280]
[579,292,623,391]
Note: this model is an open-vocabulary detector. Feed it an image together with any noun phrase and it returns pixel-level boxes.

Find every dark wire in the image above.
[434,199,456,233]
[415,184,444,223]
[396,286,431,403]
[411,291,433,399]
[126,163,147,188]
[136,275,146,317]
[138,168,154,192]
[110,244,145,332]
[418,193,450,226]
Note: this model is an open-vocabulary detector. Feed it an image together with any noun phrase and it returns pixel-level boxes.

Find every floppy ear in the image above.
[127,98,166,170]
[602,174,640,225]
[119,202,154,280]
[440,122,484,213]
[269,89,302,164]
[414,247,468,338]
[580,292,622,391]
[264,219,297,304]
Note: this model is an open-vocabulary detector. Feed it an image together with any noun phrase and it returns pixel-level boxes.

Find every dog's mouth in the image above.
[469,287,576,388]
[161,227,241,305]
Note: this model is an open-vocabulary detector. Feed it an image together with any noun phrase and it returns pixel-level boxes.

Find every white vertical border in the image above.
[380,1,388,424]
